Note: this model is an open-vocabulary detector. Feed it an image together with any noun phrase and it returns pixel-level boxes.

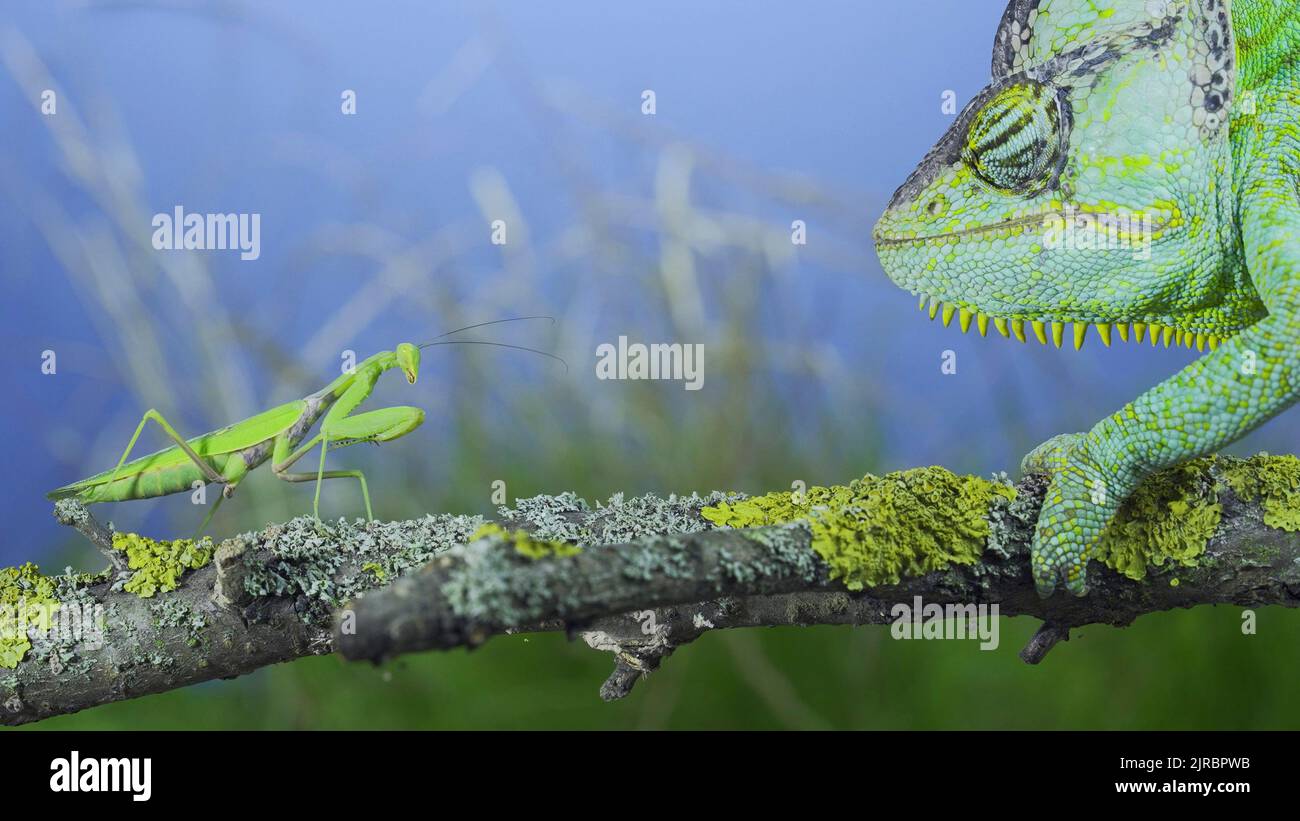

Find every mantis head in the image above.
[395,342,420,384]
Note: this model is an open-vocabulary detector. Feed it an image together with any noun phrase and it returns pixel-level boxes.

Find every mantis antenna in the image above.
[419,339,568,372]
[423,315,556,342]
[418,315,567,372]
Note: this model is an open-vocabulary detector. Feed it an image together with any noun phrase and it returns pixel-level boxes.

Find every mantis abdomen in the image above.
[46,400,310,505]
[50,450,252,504]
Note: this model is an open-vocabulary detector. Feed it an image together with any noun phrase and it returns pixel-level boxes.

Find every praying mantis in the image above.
[47,318,563,532]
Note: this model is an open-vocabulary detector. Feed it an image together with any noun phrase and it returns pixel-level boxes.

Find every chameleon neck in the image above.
[1231,0,1300,209]
[1234,0,1300,90]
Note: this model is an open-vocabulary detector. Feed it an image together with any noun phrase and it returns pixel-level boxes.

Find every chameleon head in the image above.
[395,342,420,384]
[872,0,1261,348]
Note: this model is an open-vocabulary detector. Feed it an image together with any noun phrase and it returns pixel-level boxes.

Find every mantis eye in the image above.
[962,81,1062,195]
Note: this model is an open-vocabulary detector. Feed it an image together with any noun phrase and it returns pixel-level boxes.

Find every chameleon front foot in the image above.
[1021,432,1124,598]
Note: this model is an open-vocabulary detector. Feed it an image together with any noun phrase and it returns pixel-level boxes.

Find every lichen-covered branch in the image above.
[335,456,1300,696]
[3,509,487,725]
[8,453,1300,724]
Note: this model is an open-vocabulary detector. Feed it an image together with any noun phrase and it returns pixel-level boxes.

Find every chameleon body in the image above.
[873,0,1300,595]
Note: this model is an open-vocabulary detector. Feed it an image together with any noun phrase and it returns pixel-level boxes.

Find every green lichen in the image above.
[702,467,1014,590]
[471,523,582,560]
[1092,457,1221,581]
[0,563,61,669]
[1222,453,1300,533]
[112,533,215,598]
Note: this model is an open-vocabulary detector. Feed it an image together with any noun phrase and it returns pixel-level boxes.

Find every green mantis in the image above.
[47,318,563,532]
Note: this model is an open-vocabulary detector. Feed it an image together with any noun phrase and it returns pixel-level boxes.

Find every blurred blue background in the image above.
[2,0,1298,729]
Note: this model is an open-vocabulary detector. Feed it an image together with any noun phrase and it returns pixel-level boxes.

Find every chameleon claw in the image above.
[1064,565,1090,597]
[1034,557,1088,598]
[1034,572,1058,598]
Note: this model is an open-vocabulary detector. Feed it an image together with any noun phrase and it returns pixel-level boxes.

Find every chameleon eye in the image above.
[962,81,1062,194]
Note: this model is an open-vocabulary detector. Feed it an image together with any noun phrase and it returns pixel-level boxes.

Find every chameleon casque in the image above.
[873,0,1300,596]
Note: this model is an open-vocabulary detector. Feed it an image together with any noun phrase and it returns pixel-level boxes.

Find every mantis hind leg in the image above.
[108,409,226,493]
[314,440,372,520]
[193,490,227,539]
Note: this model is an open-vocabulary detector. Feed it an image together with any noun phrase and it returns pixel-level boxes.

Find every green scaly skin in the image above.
[873,0,1300,596]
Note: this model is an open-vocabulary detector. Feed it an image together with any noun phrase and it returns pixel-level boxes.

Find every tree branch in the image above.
[9,454,1299,724]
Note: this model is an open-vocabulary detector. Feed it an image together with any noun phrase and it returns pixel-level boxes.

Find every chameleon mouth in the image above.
[875,213,1050,248]
[873,207,1178,248]
[911,293,1231,352]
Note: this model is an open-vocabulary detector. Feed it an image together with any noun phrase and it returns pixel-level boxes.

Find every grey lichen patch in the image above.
[53,567,105,601]
[587,491,745,543]
[439,487,749,627]
[151,599,207,648]
[435,489,781,626]
[987,472,1044,561]
[716,522,821,587]
[107,602,137,642]
[52,499,98,531]
[0,672,19,711]
[139,649,175,669]
[25,584,103,680]
[440,510,822,627]
[618,533,697,583]
[498,491,591,542]
[439,529,589,627]
[242,513,485,624]
[499,490,744,545]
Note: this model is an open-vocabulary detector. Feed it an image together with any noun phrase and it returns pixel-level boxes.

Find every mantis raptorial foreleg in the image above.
[108,409,227,492]
[270,405,425,520]
[315,406,425,518]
